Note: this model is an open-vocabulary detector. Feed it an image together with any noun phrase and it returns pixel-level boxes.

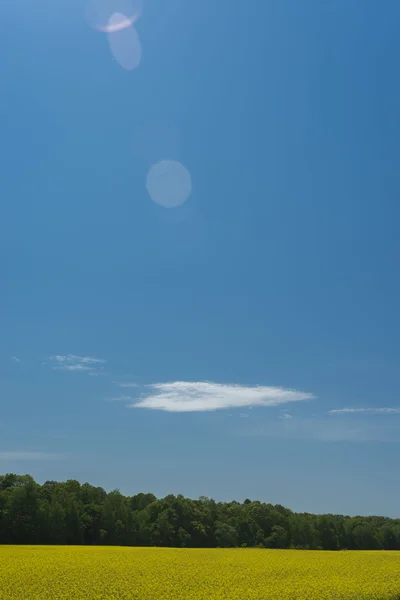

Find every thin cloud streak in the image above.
[54,364,93,372]
[11,356,20,363]
[329,408,400,415]
[105,396,133,402]
[241,416,400,443]
[49,354,106,375]
[128,381,314,413]
[0,451,64,461]
[51,355,106,365]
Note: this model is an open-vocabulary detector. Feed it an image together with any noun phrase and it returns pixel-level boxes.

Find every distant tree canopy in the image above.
[0,474,399,550]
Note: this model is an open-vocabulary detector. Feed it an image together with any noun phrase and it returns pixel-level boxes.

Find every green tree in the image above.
[266,525,288,549]
[1,472,399,550]
[215,523,238,547]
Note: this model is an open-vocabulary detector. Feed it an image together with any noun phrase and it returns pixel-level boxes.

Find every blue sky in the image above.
[1,0,400,517]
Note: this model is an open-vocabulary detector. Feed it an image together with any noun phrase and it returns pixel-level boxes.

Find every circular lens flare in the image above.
[107,16,142,70]
[146,160,192,208]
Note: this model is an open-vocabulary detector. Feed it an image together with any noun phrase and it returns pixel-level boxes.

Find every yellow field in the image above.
[0,546,400,599]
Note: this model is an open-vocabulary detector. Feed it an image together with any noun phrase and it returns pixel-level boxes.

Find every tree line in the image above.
[0,473,399,550]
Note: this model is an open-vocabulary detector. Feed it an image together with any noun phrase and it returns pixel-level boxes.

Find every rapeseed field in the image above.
[0,546,399,599]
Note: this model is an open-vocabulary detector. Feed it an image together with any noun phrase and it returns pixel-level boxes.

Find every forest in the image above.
[1,473,399,550]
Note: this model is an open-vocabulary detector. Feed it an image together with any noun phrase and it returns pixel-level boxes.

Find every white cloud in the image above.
[51,355,106,365]
[329,408,400,415]
[115,382,138,388]
[128,381,314,413]
[11,356,20,363]
[279,412,293,419]
[49,354,106,375]
[0,451,63,461]
[55,364,93,372]
[105,396,132,402]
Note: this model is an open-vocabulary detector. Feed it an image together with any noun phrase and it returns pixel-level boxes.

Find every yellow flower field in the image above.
[0,546,400,599]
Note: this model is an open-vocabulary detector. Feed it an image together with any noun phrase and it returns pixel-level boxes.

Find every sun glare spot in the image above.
[101,14,134,33]
[107,15,142,70]
[86,0,142,32]
[146,160,192,208]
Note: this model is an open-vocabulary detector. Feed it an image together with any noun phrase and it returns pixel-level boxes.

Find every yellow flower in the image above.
[0,546,399,599]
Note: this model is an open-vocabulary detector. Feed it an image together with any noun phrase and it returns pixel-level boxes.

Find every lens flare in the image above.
[107,14,142,70]
[99,15,135,32]
[146,160,192,208]
[86,0,142,32]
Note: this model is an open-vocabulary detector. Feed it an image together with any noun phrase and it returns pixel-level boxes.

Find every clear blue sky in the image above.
[1,0,400,517]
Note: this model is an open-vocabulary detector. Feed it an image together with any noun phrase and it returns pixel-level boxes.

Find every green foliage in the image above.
[0,473,399,550]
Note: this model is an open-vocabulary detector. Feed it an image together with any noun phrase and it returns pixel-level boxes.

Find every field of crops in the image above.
[1,546,400,599]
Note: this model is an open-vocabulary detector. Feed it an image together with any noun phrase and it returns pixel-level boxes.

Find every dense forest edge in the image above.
[1,474,399,550]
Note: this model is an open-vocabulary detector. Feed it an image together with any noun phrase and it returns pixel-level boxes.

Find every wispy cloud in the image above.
[241,416,400,443]
[57,364,93,372]
[51,355,105,365]
[0,451,63,461]
[115,382,138,388]
[49,354,106,375]
[11,356,20,363]
[329,408,400,415]
[127,381,314,413]
[279,412,293,420]
[105,396,133,402]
